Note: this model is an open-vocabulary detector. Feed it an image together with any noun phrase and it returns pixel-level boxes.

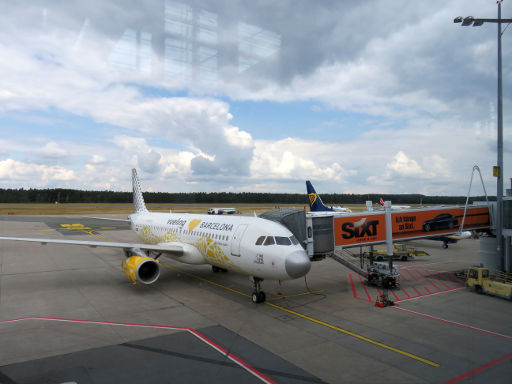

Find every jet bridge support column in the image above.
[384,201,394,272]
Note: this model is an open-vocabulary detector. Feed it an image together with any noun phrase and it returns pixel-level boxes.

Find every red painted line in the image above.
[425,287,432,294]
[390,289,400,301]
[349,274,358,300]
[349,274,371,302]
[188,329,276,383]
[404,287,466,302]
[401,288,411,298]
[449,272,466,285]
[427,270,451,290]
[443,352,512,384]
[413,286,422,296]
[0,317,276,384]
[435,271,458,287]
[406,269,419,281]
[399,272,409,281]
[393,307,512,340]
[416,269,441,291]
[358,274,372,302]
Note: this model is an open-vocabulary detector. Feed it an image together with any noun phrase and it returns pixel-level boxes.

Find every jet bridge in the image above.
[259,208,334,259]
[261,204,491,290]
[261,204,491,260]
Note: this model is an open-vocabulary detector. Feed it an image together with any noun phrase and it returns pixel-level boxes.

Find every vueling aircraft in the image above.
[0,169,311,303]
[306,180,352,213]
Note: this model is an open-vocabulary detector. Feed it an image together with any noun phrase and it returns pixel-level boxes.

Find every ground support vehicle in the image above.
[370,243,429,261]
[367,262,400,289]
[466,267,512,300]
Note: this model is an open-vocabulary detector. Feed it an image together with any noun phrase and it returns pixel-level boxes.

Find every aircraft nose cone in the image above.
[285,250,311,279]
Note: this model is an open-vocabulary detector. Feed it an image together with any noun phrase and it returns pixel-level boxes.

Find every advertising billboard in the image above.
[333,206,490,247]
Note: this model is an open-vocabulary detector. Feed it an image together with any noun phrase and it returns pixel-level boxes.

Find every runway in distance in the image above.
[0,169,311,303]
[306,180,352,213]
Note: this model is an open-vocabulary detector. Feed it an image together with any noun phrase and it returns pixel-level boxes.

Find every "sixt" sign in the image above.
[334,214,385,246]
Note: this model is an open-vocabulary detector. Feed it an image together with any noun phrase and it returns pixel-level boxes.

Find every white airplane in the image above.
[0,169,311,303]
[207,207,236,215]
[379,198,411,210]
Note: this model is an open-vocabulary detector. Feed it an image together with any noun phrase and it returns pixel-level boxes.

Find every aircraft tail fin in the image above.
[132,168,148,213]
[379,197,385,207]
[306,180,333,212]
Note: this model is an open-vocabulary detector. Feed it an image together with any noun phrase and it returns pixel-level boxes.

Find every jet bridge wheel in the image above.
[251,277,266,304]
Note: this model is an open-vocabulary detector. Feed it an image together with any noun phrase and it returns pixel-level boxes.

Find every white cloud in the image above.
[224,126,253,148]
[34,142,69,160]
[90,155,107,164]
[0,0,508,196]
[386,152,424,177]
[251,138,356,182]
[0,159,76,185]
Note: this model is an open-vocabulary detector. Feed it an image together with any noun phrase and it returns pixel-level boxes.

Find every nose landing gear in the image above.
[251,277,266,303]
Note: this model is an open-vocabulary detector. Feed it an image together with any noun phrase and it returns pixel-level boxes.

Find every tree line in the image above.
[0,188,493,205]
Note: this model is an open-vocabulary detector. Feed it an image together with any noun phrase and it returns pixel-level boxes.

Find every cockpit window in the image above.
[275,236,292,245]
[290,236,299,245]
[263,236,275,245]
[255,236,265,245]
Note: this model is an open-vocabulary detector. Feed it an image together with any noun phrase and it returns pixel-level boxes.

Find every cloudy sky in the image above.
[0,0,510,196]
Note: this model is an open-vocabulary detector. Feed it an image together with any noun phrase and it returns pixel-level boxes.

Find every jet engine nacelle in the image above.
[122,255,160,284]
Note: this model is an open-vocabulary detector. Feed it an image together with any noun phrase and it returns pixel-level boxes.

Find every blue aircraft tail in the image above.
[306,180,334,212]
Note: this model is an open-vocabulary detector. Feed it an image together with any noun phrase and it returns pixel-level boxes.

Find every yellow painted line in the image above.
[82,230,110,242]
[61,224,92,230]
[61,223,111,242]
[159,262,440,368]
[265,302,440,367]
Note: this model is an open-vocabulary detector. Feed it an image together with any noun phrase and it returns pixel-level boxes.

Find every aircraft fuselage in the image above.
[129,211,311,281]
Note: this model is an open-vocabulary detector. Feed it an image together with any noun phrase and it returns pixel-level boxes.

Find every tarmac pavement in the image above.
[0,215,511,383]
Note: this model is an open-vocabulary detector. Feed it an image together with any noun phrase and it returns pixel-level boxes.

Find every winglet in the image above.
[306,180,333,212]
[132,168,148,213]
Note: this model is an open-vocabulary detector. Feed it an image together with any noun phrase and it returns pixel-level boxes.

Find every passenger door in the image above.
[231,224,247,256]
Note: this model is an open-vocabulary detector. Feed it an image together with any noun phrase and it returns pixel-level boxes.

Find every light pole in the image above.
[454,1,511,270]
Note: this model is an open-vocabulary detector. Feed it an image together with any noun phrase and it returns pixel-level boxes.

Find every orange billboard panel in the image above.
[391,206,489,239]
[334,213,385,246]
[334,206,490,247]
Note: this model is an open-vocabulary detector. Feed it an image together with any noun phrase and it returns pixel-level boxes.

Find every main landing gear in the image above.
[251,277,266,304]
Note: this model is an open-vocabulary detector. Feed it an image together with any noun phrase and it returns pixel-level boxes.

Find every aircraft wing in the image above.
[80,216,131,222]
[0,236,184,256]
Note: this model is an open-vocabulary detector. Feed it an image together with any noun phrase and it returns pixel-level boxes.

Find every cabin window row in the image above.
[166,226,229,241]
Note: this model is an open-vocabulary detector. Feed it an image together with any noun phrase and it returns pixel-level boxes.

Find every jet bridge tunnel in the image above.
[260,205,491,260]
